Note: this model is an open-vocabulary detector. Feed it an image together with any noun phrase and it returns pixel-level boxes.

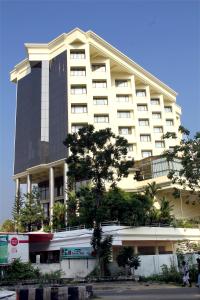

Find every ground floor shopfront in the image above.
[29,226,200,278]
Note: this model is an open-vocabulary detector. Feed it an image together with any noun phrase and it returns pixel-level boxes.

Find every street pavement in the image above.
[93,282,200,299]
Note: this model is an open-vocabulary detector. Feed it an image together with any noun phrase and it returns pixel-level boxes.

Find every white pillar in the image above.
[155,245,159,255]
[27,174,32,194]
[49,167,55,227]
[134,245,138,255]
[15,178,20,199]
[63,162,68,225]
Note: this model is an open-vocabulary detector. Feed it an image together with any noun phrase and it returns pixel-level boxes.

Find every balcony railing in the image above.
[134,156,182,181]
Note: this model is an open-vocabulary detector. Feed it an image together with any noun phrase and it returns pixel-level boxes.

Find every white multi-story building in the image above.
[10,28,200,221]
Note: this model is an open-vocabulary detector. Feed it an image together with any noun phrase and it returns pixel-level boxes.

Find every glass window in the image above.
[136,89,146,97]
[152,112,161,119]
[71,105,87,113]
[151,98,160,105]
[155,141,165,148]
[71,85,87,94]
[137,104,148,111]
[93,97,108,105]
[43,203,49,218]
[119,127,132,135]
[94,115,109,123]
[92,80,107,88]
[166,119,174,126]
[141,150,152,158]
[140,135,151,142]
[127,144,134,152]
[139,119,149,126]
[116,95,130,102]
[117,111,131,118]
[70,49,85,59]
[115,80,129,87]
[71,124,86,133]
[165,106,172,112]
[70,67,86,76]
[92,64,106,72]
[153,126,163,133]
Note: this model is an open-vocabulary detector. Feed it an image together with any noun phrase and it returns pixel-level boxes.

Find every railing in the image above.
[52,221,177,233]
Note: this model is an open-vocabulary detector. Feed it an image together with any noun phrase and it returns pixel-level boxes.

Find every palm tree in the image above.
[145,181,159,200]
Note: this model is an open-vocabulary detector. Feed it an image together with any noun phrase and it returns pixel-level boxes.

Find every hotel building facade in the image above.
[10,28,199,222]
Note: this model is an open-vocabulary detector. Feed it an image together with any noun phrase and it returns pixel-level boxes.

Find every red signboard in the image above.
[10,237,18,246]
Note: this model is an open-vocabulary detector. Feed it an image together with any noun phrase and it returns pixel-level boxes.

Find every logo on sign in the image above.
[11,237,18,246]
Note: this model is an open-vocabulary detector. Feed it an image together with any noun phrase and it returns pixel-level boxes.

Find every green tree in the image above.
[145,182,159,200]
[159,196,174,224]
[64,125,133,207]
[163,127,200,194]
[91,226,113,276]
[52,202,66,230]
[12,193,23,232]
[20,187,44,232]
[116,246,141,275]
[0,219,15,232]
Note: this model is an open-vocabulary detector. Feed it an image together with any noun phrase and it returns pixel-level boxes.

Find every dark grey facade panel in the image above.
[49,51,68,162]
[14,64,44,174]
[14,51,68,175]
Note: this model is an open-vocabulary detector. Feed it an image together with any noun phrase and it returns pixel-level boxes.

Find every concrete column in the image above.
[27,174,32,194]
[134,245,138,255]
[15,178,20,199]
[63,162,68,224]
[49,167,55,227]
[155,245,159,255]
[63,162,68,203]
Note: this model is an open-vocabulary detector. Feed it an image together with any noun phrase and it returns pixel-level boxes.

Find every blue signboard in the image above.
[60,247,96,259]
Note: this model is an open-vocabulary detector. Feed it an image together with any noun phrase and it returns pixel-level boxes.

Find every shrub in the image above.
[3,259,40,281]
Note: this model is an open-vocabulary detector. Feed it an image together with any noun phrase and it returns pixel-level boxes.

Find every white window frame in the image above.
[155,141,165,148]
[71,124,86,133]
[153,126,163,133]
[152,112,162,119]
[164,106,172,112]
[117,111,131,118]
[93,98,108,105]
[71,85,87,95]
[127,144,134,152]
[137,104,148,111]
[92,81,107,88]
[140,135,151,142]
[92,64,106,72]
[166,119,174,126]
[70,50,85,59]
[136,89,146,97]
[116,95,130,102]
[70,67,86,76]
[141,150,152,158]
[139,119,149,126]
[119,127,132,135]
[115,80,129,87]
[151,98,160,105]
[94,115,109,123]
[71,105,87,114]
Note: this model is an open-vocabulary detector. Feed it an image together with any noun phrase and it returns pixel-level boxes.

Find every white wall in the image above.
[34,259,96,278]
[135,254,178,277]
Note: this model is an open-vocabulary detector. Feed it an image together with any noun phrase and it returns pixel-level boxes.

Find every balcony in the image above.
[134,156,182,181]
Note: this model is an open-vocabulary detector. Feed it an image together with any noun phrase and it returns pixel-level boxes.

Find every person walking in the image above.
[181,260,192,287]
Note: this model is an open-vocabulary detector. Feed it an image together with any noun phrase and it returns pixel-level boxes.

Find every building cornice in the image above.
[10,28,178,100]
